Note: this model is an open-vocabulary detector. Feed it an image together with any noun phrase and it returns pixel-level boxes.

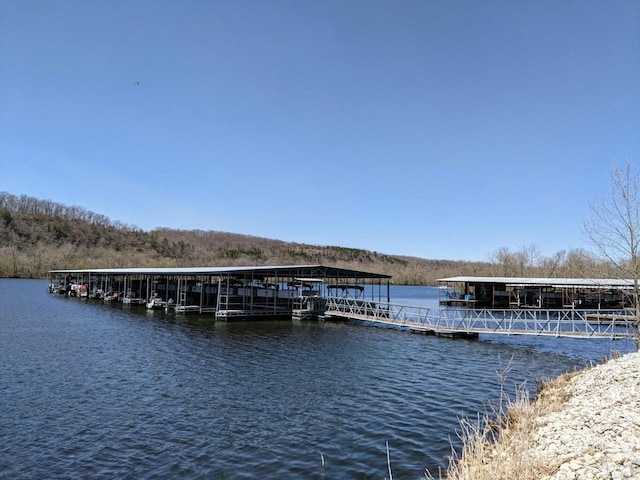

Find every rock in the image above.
[449,351,640,479]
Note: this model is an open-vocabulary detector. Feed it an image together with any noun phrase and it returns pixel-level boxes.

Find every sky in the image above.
[1,1,638,262]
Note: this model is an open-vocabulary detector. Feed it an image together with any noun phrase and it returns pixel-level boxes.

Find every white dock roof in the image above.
[438,276,634,288]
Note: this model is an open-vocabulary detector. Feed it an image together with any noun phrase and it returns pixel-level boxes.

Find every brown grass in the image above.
[426,369,585,480]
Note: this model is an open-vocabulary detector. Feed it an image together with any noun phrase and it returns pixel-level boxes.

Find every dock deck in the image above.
[122,297,146,305]
[324,297,638,339]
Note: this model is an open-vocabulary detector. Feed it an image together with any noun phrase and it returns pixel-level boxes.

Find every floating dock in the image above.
[438,276,637,310]
[48,268,639,339]
[323,297,638,339]
[48,264,392,321]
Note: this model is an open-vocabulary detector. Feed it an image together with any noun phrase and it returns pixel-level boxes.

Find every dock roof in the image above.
[50,264,392,280]
[438,276,634,288]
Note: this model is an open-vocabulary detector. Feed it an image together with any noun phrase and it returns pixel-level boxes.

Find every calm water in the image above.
[1,279,634,479]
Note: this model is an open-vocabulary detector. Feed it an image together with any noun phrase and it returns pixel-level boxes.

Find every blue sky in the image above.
[1,1,638,261]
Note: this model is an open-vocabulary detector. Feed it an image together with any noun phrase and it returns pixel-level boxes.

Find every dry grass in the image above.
[425,368,586,480]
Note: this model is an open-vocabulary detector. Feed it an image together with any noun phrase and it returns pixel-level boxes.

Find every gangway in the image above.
[324,297,638,339]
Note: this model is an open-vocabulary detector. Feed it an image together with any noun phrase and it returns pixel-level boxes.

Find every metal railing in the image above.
[325,297,638,339]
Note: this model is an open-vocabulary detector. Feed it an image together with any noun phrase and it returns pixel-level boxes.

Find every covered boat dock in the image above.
[49,265,392,320]
[438,276,636,310]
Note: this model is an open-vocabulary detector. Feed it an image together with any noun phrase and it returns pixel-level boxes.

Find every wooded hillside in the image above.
[0,192,616,284]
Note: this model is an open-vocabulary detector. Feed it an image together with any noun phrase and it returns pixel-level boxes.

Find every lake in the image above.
[1,279,634,479]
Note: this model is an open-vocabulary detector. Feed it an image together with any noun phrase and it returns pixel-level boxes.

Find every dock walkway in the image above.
[324,297,638,339]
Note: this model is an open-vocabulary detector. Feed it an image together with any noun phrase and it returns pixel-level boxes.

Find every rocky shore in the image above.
[532,351,640,480]
[441,351,640,480]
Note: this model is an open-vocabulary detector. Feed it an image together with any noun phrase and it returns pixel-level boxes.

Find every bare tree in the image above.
[561,248,602,278]
[539,249,566,277]
[516,244,542,276]
[490,246,517,276]
[490,244,543,277]
[584,160,640,348]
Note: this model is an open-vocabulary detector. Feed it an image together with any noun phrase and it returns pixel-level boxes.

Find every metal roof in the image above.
[49,264,392,279]
[438,276,634,288]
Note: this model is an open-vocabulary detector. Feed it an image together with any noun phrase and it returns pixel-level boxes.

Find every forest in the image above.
[0,192,619,284]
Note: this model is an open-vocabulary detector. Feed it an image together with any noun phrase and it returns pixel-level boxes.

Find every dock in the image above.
[48,267,639,340]
[48,265,391,320]
[324,297,638,339]
[438,276,637,309]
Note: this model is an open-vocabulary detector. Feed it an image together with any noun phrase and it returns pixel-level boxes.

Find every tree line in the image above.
[0,191,617,284]
[0,192,140,231]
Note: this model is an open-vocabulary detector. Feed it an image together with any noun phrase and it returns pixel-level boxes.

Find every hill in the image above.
[0,192,490,283]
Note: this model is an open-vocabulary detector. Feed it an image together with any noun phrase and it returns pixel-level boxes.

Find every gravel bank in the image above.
[532,351,640,480]
[441,351,640,480]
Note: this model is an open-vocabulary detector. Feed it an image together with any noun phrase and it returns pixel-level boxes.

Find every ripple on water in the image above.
[2,280,634,479]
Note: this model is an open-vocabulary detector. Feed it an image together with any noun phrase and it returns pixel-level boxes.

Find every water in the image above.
[1,279,634,479]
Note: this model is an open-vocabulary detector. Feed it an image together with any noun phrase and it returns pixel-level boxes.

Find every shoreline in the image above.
[436,350,640,479]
